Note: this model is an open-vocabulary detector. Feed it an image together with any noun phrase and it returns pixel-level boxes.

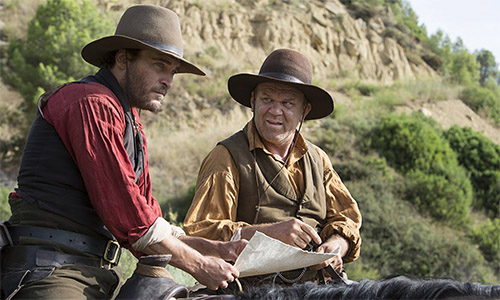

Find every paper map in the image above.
[233,231,339,277]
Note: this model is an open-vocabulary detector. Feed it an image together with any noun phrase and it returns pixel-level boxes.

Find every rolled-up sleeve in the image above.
[315,145,362,263]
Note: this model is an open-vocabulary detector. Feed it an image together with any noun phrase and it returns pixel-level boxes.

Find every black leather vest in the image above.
[15,68,144,238]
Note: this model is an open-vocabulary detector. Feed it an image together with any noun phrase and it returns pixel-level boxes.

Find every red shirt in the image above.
[40,82,161,250]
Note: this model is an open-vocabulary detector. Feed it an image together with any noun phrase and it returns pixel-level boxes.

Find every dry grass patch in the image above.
[146,107,251,201]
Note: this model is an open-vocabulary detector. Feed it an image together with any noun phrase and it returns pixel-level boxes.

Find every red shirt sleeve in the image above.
[43,82,162,249]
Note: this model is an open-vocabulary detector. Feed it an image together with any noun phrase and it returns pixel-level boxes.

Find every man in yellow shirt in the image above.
[184,48,361,287]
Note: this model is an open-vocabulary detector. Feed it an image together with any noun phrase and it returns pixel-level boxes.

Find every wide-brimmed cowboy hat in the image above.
[81,5,204,76]
[227,48,334,120]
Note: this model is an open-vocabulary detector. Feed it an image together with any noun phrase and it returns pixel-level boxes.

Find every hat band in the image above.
[259,72,304,84]
[142,40,183,58]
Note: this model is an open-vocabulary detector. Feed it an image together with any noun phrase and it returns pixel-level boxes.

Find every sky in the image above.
[408,0,500,63]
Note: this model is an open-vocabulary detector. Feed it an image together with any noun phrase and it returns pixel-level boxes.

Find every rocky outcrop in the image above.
[166,0,436,84]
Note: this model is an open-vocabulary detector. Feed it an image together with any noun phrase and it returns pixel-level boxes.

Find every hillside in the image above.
[122,0,500,142]
[0,0,499,285]
[1,0,498,142]
[171,0,436,82]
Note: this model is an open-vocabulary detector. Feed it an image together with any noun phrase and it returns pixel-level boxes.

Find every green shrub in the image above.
[405,169,472,224]
[370,113,454,174]
[2,0,113,113]
[310,110,377,161]
[469,219,500,274]
[460,83,500,125]
[336,156,497,283]
[357,82,380,96]
[444,126,500,216]
[369,113,473,224]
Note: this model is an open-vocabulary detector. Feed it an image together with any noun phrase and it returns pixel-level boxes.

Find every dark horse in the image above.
[235,275,500,300]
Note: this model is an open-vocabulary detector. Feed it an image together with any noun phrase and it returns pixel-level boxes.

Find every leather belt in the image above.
[7,225,121,265]
[2,245,115,271]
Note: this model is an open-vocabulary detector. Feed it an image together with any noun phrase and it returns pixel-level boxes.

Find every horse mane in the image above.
[237,275,500,300]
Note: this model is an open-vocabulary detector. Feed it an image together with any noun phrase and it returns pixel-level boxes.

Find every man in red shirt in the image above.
[2,5,245,299]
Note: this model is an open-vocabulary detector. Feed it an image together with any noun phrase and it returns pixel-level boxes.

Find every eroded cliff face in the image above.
[163,0,436,84]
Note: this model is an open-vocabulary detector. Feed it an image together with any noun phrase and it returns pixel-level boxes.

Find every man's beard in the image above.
[124,67,165,113]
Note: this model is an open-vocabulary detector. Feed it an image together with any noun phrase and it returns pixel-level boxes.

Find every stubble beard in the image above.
[124,67,163,113]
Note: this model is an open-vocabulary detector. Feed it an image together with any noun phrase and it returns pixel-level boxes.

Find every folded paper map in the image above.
[233,231,339,277]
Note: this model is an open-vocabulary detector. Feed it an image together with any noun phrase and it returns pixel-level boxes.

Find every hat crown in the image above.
[115,5,183,57]
[259,49,313,85]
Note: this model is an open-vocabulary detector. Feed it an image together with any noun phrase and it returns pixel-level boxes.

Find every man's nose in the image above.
[268,101,283,115]
[160,73,174,90]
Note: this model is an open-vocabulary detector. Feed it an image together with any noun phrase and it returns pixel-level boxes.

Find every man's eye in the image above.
[283,102,294,108]
[261,98,271,103]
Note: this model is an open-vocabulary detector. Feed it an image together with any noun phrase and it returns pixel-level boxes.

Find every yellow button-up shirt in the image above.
[184,121,362,262]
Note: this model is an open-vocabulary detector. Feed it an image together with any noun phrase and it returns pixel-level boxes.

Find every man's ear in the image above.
[115,50,127,70]
[303,102,312,119]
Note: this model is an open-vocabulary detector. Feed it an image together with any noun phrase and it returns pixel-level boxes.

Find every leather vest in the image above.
[219,126,327,231]
[15,68,144,238]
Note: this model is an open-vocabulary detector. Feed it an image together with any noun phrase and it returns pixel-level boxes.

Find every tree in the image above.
[443,39,480,85]
[2,0,113,114]
[476,49,499,86]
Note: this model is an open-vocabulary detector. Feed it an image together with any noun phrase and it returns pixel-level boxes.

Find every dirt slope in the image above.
[397,99,500,144]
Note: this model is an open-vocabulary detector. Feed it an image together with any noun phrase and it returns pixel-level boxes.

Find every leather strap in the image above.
[2,245,114,271]
[7,225,120,264]
[324,265,349,284]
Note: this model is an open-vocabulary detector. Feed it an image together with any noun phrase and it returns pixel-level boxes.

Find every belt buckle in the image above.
[103,240,120,265]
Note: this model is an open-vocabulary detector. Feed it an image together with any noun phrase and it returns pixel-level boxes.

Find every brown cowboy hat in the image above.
[227,48,334,120]
[81,5,204,76]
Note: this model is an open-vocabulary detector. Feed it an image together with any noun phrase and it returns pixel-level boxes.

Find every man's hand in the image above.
[310,234,349,273]
[216,239,248,262]
[241,218,322,249]
[143,236,241,290]
[190,256,240,290]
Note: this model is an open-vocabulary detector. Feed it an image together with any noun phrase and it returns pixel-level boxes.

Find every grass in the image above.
[146,107,251,203]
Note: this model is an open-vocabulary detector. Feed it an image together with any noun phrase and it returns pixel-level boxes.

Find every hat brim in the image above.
[228,74,334,120]
[81,35,205,76]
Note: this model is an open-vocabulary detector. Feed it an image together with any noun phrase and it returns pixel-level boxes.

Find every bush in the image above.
[460,83,500,125]
[469,219,500,274]
[421,51,443,71]
[444,126,500,217]
[2,0,113,113]
[405,169,472,224]
[336,156,497,284]
[369,113,473,224]
[370,113,454,174]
